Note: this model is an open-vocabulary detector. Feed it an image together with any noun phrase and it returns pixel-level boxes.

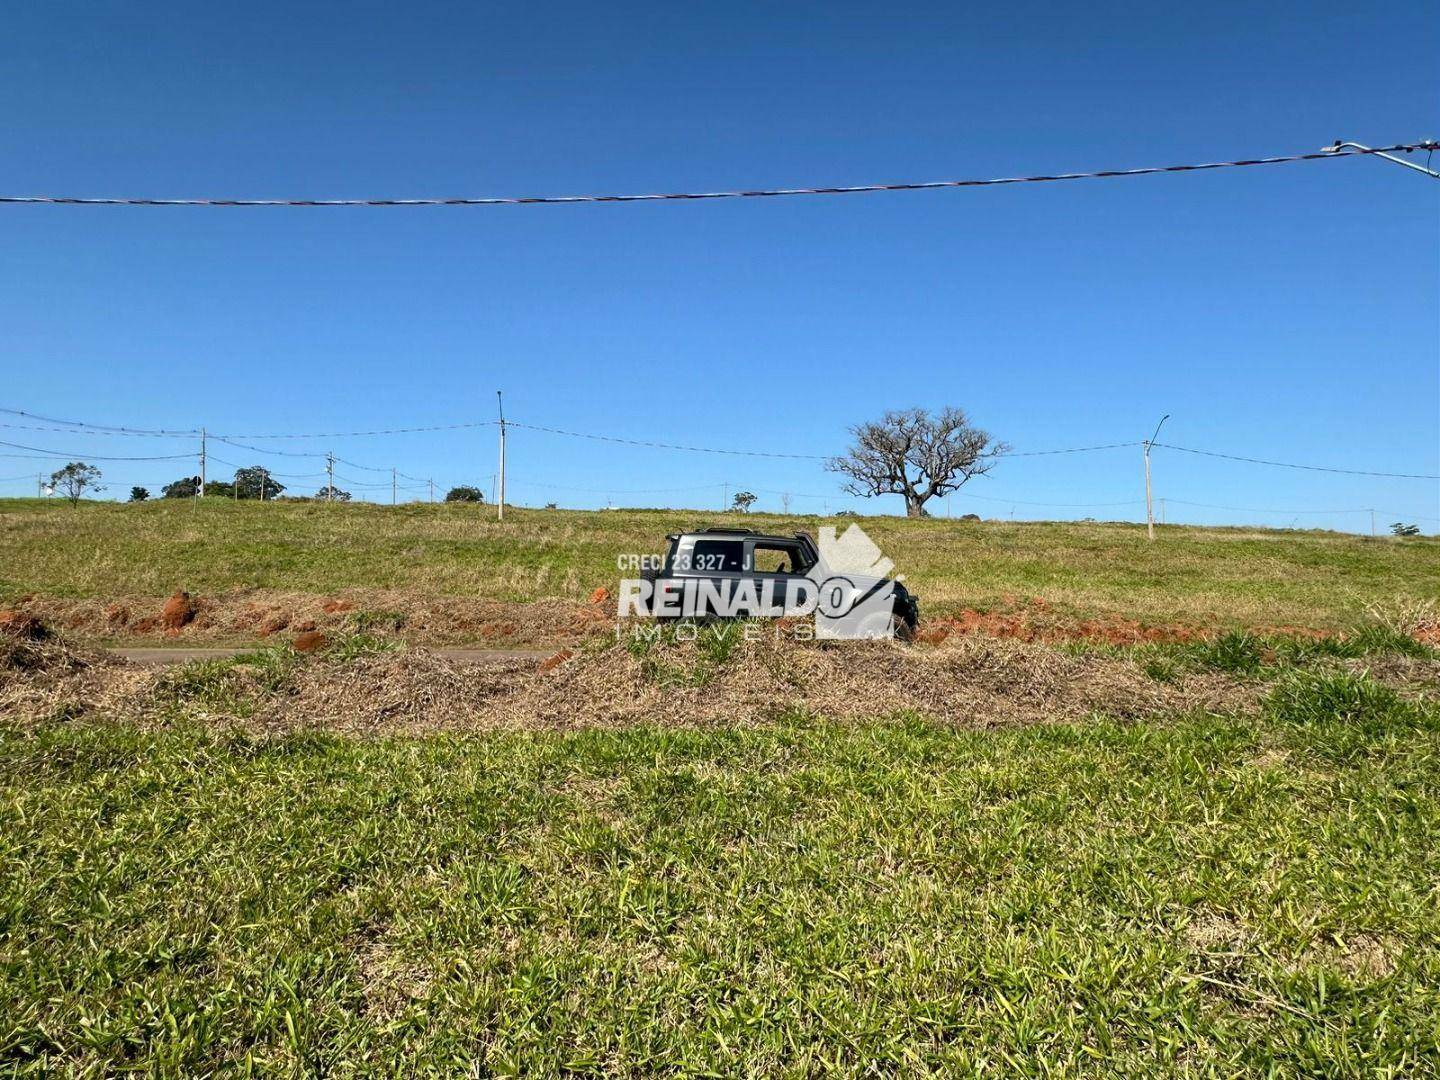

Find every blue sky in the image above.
[2,1,1436,530]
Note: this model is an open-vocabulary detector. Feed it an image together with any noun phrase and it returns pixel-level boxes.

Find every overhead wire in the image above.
[1154,443,1439,481]
[3,143,1432,207]
[0,407,195,436]
[0,438,196,462]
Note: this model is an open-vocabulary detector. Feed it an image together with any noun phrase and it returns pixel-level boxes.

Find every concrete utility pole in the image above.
[198,428,206,500]
[392,468,397,506]
[326,452,335,502]
[496,390,506,522]
[1144,414,1169,542]
[428,479,434,503]
[1370,509,1376,537]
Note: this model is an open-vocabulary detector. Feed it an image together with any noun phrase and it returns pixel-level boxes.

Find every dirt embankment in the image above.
[4,589,1385,653]
[9,589,614,648]
[3,616,1257,737]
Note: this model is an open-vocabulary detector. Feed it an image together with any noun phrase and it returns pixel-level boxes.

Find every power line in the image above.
[2,142,1432,208]
[509,421,827,460]
[1,420,194,439]
[1165,498,1440,522]
[5,403,1436,484]
[959,492,1143,508]
[1154,443,1439,481]
[513,478,731,495]
[215,420,496,439]
[210,436,329,459]
[0,407,196,436]
[1166,498,1369,514]
[0,438,195,462]
[205,455,328,479]
[1002,441,1140,457]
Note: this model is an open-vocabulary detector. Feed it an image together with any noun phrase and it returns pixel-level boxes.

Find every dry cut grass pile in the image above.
[13,588,610,647]
[3,626,1266,736]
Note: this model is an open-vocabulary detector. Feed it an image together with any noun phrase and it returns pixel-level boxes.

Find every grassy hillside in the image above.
[1,498,1436,630]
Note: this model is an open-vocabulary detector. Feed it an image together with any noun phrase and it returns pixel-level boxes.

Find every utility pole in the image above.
[722,482,729,511]
[1159,498,1166,525]
[198,428,207,500]
[496,390,506,522]
[1144,414,1170,542]
[392,468,397,506]
[1370,509,1376,537]
[428,479,434,503]
[326,452,335,502]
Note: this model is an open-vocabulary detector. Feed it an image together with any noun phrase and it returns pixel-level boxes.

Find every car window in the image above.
[751,543,800,574]
[686,539,743,573]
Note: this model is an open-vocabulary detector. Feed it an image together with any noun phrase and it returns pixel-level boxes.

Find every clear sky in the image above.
[2,1,1436,530]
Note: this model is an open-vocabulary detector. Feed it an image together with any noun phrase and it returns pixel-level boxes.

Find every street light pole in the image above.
[1144,414,1170,542]
[1322,141,1440,179]
[496,390,506,522]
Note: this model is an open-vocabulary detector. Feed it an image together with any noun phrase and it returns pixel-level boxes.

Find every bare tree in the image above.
[49,462,103,507]
[828,408,1007,518]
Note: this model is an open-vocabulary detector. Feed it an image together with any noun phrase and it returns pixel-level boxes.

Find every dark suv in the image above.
[641,528,919,638]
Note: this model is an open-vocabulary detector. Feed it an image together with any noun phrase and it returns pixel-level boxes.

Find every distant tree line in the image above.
[156,467,353,502]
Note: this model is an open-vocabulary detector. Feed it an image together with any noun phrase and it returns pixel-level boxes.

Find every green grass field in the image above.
[2,498,1436,631]
[3,497,1439,1073]
[3,667,1438,1074]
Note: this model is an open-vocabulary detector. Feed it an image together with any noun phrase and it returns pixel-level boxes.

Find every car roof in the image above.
[684,528,801,543]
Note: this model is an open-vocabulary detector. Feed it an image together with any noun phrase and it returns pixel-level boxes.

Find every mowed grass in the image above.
[2,498,1436,630]
[2,673,1438,1075]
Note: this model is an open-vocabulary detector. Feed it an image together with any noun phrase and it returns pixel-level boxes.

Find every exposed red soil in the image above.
[160,590,197,632]
[537,649,573,673]
[919,599,1337,648]
[14,589,616,649]
[293,630,328,654]
[6,590,1426,651]
[0,610,49,641]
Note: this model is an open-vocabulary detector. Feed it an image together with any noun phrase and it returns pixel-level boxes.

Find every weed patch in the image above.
[1266,670,1438,764]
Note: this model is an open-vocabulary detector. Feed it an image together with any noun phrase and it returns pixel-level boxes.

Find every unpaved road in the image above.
[110,647,552,667]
